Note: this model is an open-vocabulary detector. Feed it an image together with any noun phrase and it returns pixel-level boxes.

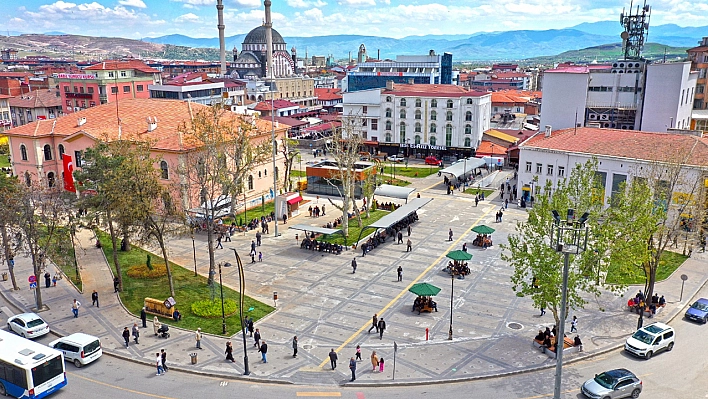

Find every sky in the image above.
[2,0,708,40]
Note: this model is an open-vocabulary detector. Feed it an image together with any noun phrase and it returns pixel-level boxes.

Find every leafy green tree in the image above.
[280,136,300,192]
[0,173,21,290]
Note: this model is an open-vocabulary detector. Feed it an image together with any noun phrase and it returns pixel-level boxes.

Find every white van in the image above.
[48,333,102,367]
[624,322,675,359]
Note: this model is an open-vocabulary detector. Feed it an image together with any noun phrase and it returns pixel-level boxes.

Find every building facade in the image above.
[9,89,63,126]
[343,52,453,92]
[232,26,295,79]
[148,74,246,106]
[0,94,12,132]
[687,37,708,110]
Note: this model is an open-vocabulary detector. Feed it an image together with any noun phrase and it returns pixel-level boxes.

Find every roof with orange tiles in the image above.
[253,99,300,111]
[0,72,33,79]
[8,89,62,109]
[492,72,528,79]
[314,88,342,101]
[5,98,281,152]
[84,60,160,74]
[687,46,708,53]
[385,83,489,98]
[522,127,708,167]
[0,94,12,99]
[491,90,542,104]
[476,141,509,154]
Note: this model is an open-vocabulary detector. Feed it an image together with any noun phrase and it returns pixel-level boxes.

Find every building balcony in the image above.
[65,92,94,99]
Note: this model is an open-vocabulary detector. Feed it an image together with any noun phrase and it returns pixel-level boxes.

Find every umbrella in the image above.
[471,225,495,235]
[446,250,473,261]
[408,282,442,297]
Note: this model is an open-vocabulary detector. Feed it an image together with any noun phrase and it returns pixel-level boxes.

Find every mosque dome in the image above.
[243,26,285,45]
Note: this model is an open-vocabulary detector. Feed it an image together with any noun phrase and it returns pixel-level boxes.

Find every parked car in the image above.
[425,156,442,166]
[49,333,103,368]
[581,368,642,399]
[388,154,405,162]
[7,312,50,338]
[685,297,708,323]
[624,322,674,359]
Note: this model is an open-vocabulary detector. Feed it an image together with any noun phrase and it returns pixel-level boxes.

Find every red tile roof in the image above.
[84,60,160,74]
[272,116,308,127]
[522,127,708,167]
[687,46,708,53]
[314,88,342,101]
[5,98,281,152]
[303,121,341,133]
[0,72,33,79]
[8,89,62,109]
[476,140,509,154]
[0,94,12,99]
[491,90,542,104]
[253,99,299,111]
[385,83,489,98]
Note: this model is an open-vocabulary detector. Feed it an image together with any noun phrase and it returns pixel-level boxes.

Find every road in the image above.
[14,280,707,399]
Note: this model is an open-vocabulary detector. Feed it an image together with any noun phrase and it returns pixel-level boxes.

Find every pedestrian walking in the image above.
[254,328,261,349]
[71,299,81,318]
[161,349,168,372]
[322,204,326,216]
[224,228,231,242]
[462,242,467,252]
[225,341,235,362]
[361,243,367,257]
[155,353,164,375]
[329,348,338,369]
[406,238,412,252]
[377,318,386,340]
[195,328,203,349]
[256,231,262,246]
[368,314,378,334]
[91,290,99,307]
[448,228,453,241]
[407,225,411,236]
[216,233,223,249]
[355,345,362,361]
[44,272,51,288]
[570,315,578,332]
[397,266,403,282]
[258,252,263,262]
[282,213,288,224]
[132,323,140,344]
[474,196,479,207]
[248,318,254,337]
[292,336,298,358]
[141,307,147,328]
[379,357,385,373]
[153,316,161,336]
[397,231,403,244]
[259,340,268,363]
[122,327,130,347]
[349,357,357,381]
[351,258,357,274]
[540,304,546,316]
[371,351,379,372]
[52,275,57,286]
[505,198,509,209]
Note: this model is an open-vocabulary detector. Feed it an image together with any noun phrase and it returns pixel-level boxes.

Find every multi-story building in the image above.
[55,60,161,114]
[314,88,342,113]
[1,49,18,61]
[245,76,318,112]
[342,82,491,160]
[343,52,453,92]
[687,37,708,110]
[467,71,530,91]
[540,61,696,133]
[9,89,63,126]
[0,94,12,132]
[148,73,246,106]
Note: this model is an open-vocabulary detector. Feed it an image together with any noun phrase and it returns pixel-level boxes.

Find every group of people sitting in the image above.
[361,230,388,255]
[627,290,666,317]
[373,201,401,211]
[172,309,182,322]
[534,326,583,353]
[445,261,471,277]
[412,296,438,314]
[300,237,344,254]
[472,234,493,248]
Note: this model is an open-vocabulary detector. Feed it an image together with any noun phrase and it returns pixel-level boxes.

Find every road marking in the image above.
[219,381,228,386]
[67,372,177,399]
[317,205,498,368]
[296,393,342,397]
[521,388,577,399]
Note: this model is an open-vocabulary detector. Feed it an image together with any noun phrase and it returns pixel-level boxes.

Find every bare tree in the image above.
[280,135,300,192]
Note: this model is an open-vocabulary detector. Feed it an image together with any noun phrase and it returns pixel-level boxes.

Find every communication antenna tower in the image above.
[620,0,651,60]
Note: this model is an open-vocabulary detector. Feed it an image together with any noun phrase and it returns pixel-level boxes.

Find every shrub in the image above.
[191,298,238,318]
[126,263,167,278]
[146,254,153,270]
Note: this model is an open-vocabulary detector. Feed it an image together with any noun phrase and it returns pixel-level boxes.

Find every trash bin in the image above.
[190,353,198,364]
[1,272,7,281]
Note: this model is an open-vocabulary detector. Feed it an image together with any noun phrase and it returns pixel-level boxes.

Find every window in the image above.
[43,144,52,161]
[371,119,378,131]
[445,125,452,147]
[400,98,407,106]
[414,135,421,145]
[430,136,437,146]
[431,111,437,121]
[248,175,254,190]
[465,111,472,121]
[430,123,437,133]
[108,72,114,78]
[123,86,130,93]
[415,99,421,107]
[431,99,437,108]
[536,163,542,174]
[446,111,453,121]
[385,133,392,142]
[64,86,70,92]
[258,171,262,178]
[58,144,65,158]
[415,122,421,133]
[465,124,472,134]
[385,108,392,118]
[73,86,78,93]
[20,144,28,161]
[525,162,532,172]
[399,122,406,142]
[75,151,83,167]
[466,98,473,105]
[25,172,31,187]
[362,106,367,114]
[47,172,55,188]
[385,121,392,130]
[547,165,554,175]
[464,137,471,147]
[79,86,84,93]
[414,110,421,120]
[264,169,268,177]
[400,110,406,119]
[558,166,565,177]
[160,161,169,179]
[447,100,453,108]
[120,71,127,77]
[111,87,118,94]
[386,96,392,102]
[88,87,94,94]
[137,85,144,92]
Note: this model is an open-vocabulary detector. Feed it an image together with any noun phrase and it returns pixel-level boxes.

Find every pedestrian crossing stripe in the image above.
[296,393,341,397]
[219,381,228,387]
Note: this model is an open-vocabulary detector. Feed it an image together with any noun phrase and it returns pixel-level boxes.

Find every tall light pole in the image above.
[192,229,197,277]
[549,209,589,399]
[230,249,250,375]
[448,272,454,340]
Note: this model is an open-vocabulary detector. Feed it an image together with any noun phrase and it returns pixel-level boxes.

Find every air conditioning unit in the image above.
[600,114,609,121]
[588,113,597,120]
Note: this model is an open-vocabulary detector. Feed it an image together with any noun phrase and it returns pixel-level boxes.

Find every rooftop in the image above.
[84,60,160,74]
[8,89,62,109]
[314,88,342,101]
[253,99,300,111]
[385,83,489,98]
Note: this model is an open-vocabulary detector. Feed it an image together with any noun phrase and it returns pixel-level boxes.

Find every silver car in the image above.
[581,369,642,399]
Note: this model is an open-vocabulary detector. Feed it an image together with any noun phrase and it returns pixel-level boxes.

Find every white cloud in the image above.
[118,0,147,8]
[337,0,375,6]
[287,0,327,8]
[171,0,214,7]
[232,0,261,7]
[175,12,201,22]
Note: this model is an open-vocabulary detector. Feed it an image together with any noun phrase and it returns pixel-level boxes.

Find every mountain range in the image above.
[142,20,706,60]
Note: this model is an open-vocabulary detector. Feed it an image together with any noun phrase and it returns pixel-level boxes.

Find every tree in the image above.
[280,135,300,192]
[0,173,21,290]
[179,105,272,285]
[501,159,619,327]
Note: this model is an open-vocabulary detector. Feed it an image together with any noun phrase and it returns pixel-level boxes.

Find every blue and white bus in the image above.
[0,330,66,398]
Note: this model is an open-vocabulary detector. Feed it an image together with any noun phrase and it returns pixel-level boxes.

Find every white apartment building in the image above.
[342,82,491,159]
[540,61,697,133]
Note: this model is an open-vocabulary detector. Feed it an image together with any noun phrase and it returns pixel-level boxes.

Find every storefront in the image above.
[377,142,475,163]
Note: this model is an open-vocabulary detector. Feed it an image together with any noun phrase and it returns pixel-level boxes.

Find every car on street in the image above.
[624,322,674,359]
[388,154,405,162]
[49,333,103,368]
[581,368,642,399]
[425,156,442,166]
[7,312,50,338]
[684,297,708,323]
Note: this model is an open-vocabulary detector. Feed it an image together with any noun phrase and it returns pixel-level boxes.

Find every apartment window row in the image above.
[529,162,564,177]
[588,86,613,92]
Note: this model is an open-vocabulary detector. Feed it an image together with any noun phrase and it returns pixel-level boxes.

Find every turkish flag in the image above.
[62,154,76,192]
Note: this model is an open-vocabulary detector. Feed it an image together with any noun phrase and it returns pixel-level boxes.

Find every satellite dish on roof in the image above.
[620,31,629,40]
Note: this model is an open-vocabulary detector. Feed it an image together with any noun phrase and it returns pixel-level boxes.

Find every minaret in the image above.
[217,0,226,77]
[264,0,275,86]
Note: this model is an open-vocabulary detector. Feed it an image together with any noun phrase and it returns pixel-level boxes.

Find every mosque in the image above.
[232,25,296,79]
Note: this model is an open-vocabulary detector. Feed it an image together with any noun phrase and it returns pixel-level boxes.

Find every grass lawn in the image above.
[319,209,389,246]
[378,176,411,187]
[223,202,276,226]
[606,250,689,285]
[43,226,82,290]
[0,156,9,168]
[97,231,274,336]
[382,165,439,178]
[463,187,496,197]
[290,170,307,178]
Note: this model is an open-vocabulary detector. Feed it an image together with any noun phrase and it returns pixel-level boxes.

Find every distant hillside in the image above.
[523,42,689,65]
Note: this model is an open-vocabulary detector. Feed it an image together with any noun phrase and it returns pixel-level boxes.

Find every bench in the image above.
[541,337,578,359]
[144,297,176,318]
[418,304,435,314]
[627,303,665,318]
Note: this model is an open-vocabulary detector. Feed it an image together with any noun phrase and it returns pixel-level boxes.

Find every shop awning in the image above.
[287,195,303,205]
[439,157,486,180]
[289,224,342,235]
[374,184,416,201]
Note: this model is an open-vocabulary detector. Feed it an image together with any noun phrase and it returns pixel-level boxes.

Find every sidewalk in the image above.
[1,181,707,387]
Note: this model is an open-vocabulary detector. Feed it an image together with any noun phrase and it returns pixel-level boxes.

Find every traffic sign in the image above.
[28,275,36,283]
[29,282,37,289]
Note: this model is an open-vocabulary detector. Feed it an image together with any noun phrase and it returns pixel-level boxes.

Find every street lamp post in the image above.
[217,262,230,335]
[230,249,250,375]
[192,230,197,277]
[549,209,589,399]
[448,272,454,340]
